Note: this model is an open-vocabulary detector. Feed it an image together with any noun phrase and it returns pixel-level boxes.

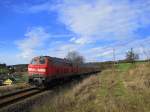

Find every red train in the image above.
[28,56,99,87]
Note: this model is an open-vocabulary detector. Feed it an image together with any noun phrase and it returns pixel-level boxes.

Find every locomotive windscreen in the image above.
[30,57,46,64]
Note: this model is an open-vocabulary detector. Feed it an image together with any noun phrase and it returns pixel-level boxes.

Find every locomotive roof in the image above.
[34,56,99,68]
[36,56,72,64]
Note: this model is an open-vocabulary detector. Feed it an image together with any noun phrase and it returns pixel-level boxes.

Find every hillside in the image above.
[32,63,150,112]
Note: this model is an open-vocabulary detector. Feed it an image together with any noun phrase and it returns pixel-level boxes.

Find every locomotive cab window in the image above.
[39,57,46,64]
[30,57,46,64]
[31,58,38,64]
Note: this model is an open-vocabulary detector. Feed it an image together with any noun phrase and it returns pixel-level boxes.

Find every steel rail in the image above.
[0,87,43,109]
[0,86,36,98]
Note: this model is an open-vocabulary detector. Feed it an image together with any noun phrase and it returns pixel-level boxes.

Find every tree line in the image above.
[65,48,142,64]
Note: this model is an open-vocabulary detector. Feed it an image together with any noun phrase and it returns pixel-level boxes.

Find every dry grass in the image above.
[124,64,150,90]
[0,83,30,95]
[32,63,150,112]
[32,75,99,112]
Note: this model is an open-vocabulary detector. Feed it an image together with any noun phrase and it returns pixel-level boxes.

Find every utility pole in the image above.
[140,44,149,63]
[112,48,116,72]
[113,48,116,66]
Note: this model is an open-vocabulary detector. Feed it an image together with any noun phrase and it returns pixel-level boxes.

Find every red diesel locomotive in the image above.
[28,56,99,87]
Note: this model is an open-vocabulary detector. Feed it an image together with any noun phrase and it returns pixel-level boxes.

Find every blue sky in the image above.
[0,0,150,65]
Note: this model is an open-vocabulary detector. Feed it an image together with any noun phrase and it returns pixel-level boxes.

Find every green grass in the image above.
[117,62,148,71]
[0,68,9,74]
[0,72,28,84]
[12,72,29,83]
[117,63,134,71]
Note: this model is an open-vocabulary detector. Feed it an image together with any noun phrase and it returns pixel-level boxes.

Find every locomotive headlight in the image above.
[37,68,46,72]
[28,68,36,72]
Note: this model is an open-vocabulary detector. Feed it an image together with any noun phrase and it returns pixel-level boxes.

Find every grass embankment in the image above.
[32,63,150,112]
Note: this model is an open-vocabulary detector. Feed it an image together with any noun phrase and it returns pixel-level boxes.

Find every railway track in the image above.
[0,87,43,109]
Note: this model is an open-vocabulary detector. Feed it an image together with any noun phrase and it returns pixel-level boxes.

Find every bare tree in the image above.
[125,48,139,63]
[66,51,85,64]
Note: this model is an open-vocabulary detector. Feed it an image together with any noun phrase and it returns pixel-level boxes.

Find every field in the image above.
[31,63,150,112]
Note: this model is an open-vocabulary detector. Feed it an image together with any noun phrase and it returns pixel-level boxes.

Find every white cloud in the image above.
[48,43,83,58]
[83,37,150,61]
[56,0,150,44]
[13,0,150,45]
[16,27,50,61]
[70,37,76,42]
[11,0,150,63]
